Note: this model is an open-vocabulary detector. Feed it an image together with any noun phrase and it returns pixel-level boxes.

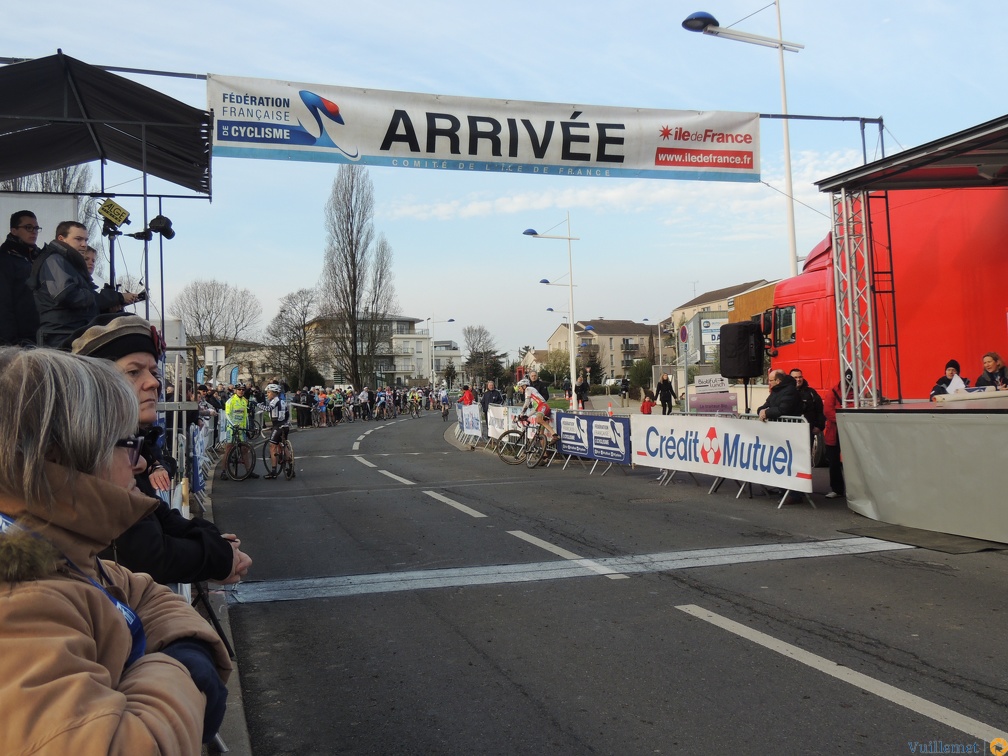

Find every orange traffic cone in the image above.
[607,402,613,417]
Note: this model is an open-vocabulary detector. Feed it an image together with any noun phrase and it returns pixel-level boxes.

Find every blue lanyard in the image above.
[0,511,147,669]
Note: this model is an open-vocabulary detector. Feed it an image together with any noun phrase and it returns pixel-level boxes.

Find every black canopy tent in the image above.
[0,51,213,321]
[816,112,1008,192]
[0,50,212,195]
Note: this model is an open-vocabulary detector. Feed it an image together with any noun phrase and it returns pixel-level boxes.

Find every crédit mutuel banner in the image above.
[630,415,813,492]
[206,75,760,182]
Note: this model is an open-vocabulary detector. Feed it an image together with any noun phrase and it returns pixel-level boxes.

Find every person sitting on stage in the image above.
[929,358,968,399]
[975,352,1008,390]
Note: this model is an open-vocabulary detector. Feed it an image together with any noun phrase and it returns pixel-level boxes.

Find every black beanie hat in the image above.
[945,359,960,373]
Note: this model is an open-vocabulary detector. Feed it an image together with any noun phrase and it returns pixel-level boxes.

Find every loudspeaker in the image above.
[719,321,764,378]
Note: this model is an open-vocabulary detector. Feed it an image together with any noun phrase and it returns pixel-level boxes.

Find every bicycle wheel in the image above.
[247,416,261,440]
[284,441,296,479]
[497,430,527,465]
[525,432,547,468]
[261,441,280,476]
[227,442,254,481]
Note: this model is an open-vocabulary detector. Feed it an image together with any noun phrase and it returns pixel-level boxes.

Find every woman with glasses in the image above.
[0,347,231,752]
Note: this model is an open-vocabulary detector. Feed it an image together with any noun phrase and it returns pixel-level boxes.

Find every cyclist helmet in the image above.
[266,383,281,394]
[517,378,530,388]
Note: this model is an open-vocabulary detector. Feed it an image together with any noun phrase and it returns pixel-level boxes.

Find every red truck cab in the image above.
[762,188,1008,401]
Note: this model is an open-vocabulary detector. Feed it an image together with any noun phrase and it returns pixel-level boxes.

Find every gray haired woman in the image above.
[0,347,231,753]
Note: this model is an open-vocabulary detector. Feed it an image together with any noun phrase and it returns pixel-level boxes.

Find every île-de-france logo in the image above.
[700,426,721,465]
[293,90,359,159]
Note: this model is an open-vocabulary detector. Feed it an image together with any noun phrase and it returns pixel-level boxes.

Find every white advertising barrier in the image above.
[460,404,482,438]
[207,74,760,183]
[487,405,524,440]
[630,414,813,492]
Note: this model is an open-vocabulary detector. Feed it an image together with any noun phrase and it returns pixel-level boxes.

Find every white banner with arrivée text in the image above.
[207,74,760,182]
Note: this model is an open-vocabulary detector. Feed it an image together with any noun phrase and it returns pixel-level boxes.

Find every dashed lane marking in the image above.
[423,490,487,518]
[379,469,414,485]
[508,530,629,580]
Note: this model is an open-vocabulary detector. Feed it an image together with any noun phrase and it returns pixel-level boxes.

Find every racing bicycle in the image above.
[262,434,296,480]
[224,423,257,481]
[496,415,552,469]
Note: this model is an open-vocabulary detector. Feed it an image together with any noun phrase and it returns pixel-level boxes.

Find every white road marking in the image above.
[508,530,629,580]
[232,537,912,603]
[597,537,913,573]
[356,435,366,442]
[353,456,376,468]
[379,469,414,485]
[675,603,1004,742]
[352,442,360,451]
[423,490,487,518]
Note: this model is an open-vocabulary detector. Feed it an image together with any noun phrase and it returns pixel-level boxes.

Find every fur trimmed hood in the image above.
[0,527,62,583]
[0,462,158,583]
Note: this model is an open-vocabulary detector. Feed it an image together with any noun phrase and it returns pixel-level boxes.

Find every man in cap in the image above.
[71,313,251,584]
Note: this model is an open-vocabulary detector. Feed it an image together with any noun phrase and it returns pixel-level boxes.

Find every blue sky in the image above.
[6,1,1007,361]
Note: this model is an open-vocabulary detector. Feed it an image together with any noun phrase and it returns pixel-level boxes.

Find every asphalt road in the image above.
[210,413,1008,756]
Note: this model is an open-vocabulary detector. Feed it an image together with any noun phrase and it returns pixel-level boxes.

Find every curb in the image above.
[202,468,253,756]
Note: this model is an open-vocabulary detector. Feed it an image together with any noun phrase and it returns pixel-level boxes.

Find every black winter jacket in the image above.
[99,428,234,584]
[757,374,803,420]
[0,233,40,345]
[28,240,98,347]
[655,377,677,404]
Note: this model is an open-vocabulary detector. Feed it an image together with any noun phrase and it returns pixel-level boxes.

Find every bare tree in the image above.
[318,165,399,390]
[1,164,100,246]
[544,348,572,382]
[263,288,319,389]
[168,279,262,366]
[357,233,400,386]
[462,325,505,385]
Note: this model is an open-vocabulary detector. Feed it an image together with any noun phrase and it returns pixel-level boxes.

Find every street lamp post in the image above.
[525,212,579,411]
[426,316,454,387]
[643,317,666,372]
[682,4,803,277]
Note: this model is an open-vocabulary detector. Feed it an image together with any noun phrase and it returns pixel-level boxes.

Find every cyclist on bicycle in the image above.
[517,378,559,441]
[222,384,258,480]
[375,387,389,419]
[264,383,291,479]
